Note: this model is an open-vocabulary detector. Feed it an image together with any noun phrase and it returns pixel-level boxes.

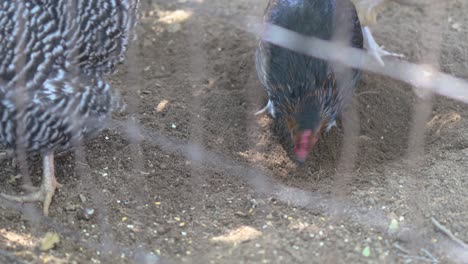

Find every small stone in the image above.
[79,194,87,203]
[250,199,259,208]
[77,208,95,221]
[157,226,170,235]
[451,23,461,31]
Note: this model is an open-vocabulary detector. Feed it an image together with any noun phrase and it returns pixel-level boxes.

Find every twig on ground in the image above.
[397,253,438,263]
[431,217,468,250]
[394,243,439,263]
[394,243,412,255]
[421,248,438,263]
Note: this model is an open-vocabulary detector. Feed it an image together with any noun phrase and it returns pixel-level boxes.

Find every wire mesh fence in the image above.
[1,0,468,263]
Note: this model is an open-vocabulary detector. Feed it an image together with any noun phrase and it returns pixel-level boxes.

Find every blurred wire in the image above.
[2,1,468,263]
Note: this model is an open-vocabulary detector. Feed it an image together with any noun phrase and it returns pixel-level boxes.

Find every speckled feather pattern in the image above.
[0,0,139,155]
[256,0,363,131]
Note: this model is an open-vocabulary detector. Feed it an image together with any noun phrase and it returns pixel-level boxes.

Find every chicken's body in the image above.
[0,0,139,215]
[256,0,363,162]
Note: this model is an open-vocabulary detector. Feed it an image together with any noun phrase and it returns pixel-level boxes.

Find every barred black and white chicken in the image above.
[0,0,139,215]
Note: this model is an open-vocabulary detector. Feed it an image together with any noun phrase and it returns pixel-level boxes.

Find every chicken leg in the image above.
[1,153,62,216]
[363,26,404,65]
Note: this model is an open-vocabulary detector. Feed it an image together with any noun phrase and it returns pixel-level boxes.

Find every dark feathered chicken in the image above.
[255,0,363,162]
[0,0,139,215]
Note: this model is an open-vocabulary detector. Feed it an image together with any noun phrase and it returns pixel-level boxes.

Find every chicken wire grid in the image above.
[1,0,468,263]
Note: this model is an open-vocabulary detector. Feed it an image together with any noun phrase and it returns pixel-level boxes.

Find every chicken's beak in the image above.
[293,129,319,162]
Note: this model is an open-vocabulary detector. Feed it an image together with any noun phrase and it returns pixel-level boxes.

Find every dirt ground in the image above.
[1,0,468,263]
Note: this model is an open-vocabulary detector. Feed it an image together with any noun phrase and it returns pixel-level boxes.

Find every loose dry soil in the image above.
[1,0,468,263]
